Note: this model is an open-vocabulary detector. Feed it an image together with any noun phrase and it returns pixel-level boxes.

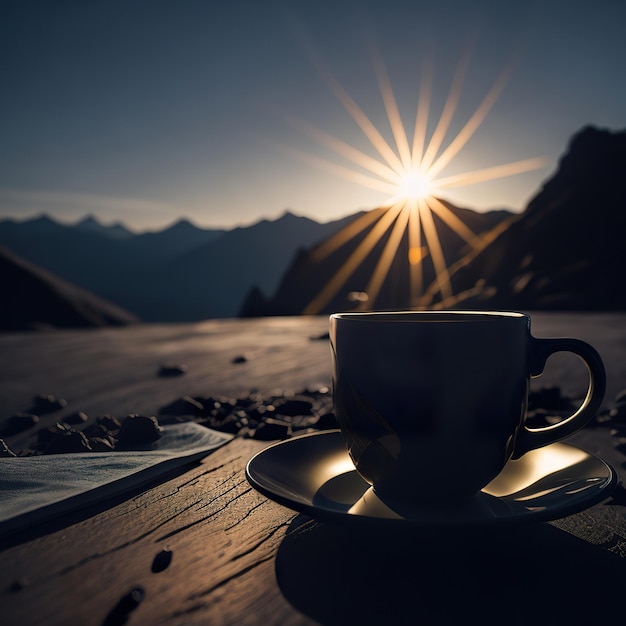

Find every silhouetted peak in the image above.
[162,217,201,233]
[76,214,102,227]
[525,125,626,217]
[26,213,61,227]
[274,210,316,226]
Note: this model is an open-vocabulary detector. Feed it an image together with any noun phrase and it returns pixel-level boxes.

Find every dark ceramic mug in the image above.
[330,311,606,506]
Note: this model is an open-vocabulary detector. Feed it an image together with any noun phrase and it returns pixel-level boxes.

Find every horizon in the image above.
[1,1,625,231]
[0,197,518,235]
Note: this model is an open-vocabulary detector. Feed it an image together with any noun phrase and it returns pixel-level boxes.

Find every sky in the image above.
[1,0,625,232]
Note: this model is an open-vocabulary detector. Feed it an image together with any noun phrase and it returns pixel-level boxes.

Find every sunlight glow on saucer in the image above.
[289,42,548,314]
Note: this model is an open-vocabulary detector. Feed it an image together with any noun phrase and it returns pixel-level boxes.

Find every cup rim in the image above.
[330,310,528,322]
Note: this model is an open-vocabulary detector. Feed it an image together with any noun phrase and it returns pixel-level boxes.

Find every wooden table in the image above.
[2,314,626,626]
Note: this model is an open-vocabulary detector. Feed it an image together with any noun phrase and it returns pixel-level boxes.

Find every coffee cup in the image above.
[329,311,606,507]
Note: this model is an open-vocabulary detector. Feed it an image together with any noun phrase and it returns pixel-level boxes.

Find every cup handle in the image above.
[513,337,606,458]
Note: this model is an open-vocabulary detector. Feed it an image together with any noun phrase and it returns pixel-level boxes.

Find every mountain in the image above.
[74,215,135,240]
[439,125,626,311]
[0,246,139,331]
[133,218,226,256]
[0,209,364,322]
[240,125,626,316]
[120,210,366,321]
[239,203,513,316]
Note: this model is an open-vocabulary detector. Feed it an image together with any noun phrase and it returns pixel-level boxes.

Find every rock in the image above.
[158,395,205,417]
[45,429,92,454]
[315,412,339,430]
[117,414,162,446]
[32,393,67,413]
[252,417,292,440]
[310,332,330,341]
[89,436,115,452]
[62,411,88,425]
[82,423,111,439]
[272,396,314,417]
[97,414,121,431]
[158,362,188,377]
[608,401,626,423]
[36,422,70,447]
[232,354,248,364]
[2,412,39,435]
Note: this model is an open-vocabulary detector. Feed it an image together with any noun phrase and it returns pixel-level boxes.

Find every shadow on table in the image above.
[276,515,626,626]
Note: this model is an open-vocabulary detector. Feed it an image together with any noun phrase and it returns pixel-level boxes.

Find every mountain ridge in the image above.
[0,208,368,322]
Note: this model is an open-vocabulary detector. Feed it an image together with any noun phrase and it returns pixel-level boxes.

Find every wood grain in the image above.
[2,313,626,625]
[1,437,315,626]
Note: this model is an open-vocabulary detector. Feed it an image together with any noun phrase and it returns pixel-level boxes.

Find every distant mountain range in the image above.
[0,209,363,325]
[240,203,512,316]
[242,125,626,316]
[2,124,624,331]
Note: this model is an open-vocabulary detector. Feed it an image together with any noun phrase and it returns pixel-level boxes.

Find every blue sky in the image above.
[1,0,625,231]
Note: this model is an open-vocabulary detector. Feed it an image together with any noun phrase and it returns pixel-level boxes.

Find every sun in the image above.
[391,169,435,203]
[284,40,548,314]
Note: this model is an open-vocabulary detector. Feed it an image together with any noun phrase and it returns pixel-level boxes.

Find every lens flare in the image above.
[390,170,435,203]
[285,40,548,314]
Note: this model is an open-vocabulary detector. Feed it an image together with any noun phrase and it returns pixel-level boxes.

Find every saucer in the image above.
[245,430,618,528]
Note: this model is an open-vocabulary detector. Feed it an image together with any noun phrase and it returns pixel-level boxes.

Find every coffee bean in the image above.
[151,548,173,573]
[103,586,145,626]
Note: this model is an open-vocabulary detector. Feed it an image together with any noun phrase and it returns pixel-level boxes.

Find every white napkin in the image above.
[0,422,233,536]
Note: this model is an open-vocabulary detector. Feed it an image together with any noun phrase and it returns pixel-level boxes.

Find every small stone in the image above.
[208,414,242,434]
[158,395,205,417]
[36,422,69,446]
[309,332,330,341]
[32,393,67,413]
[82,423,110,439]
[252,417,291,440]
[45,430,92,454]
[151,548,173,573]
[273,396,314,417]
[232,354,248,364]
[158,362,188,377]
[3,412,39,435]
[608,401,626,423]
[117,414,162,446]
[89,436,115,452]
[97,414,121,431]
[62,411,88,425]
[315,412,339,430]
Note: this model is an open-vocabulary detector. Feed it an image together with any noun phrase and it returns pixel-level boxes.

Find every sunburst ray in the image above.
[301,203,404,315]
[282,38,546,314]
